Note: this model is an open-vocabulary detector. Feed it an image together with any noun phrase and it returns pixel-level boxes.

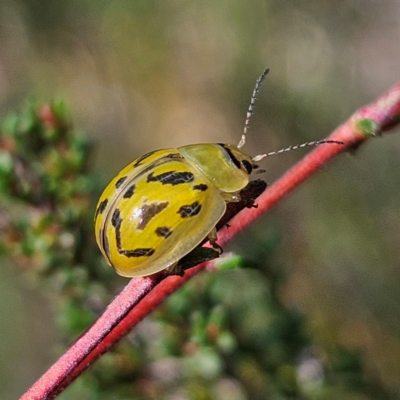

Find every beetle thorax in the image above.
[178,143,252,193]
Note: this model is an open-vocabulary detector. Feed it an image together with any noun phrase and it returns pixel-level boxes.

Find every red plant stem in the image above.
[51,268,204,397]
[20,276,163,400]
[20,82,400,400]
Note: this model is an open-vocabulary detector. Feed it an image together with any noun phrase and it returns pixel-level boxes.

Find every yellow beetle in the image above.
[95,139,263,277]
[95,69,339,277]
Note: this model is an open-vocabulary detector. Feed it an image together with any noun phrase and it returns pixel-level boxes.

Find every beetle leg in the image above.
[166,262,185,277]
[207,227,223,254]
[166,228,224,277]
[170,245,221,276]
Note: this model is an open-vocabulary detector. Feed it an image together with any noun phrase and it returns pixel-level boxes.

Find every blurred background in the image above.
[1,1,400,399]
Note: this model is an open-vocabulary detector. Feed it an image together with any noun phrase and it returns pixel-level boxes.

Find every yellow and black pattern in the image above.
[93,70,277,278]
[95,148,228,277]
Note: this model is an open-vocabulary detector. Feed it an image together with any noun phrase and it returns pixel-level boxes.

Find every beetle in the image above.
[94,69,340,277]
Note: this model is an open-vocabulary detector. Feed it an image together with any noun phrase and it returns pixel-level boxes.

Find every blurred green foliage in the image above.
[0,1,400,399]
[0,101,393,400]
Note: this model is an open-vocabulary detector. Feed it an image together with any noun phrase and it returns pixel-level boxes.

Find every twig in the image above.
[20,81,400,400]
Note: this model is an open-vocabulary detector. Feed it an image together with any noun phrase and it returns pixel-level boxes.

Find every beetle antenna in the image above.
[252,140,344,162]
[238,68,270,149]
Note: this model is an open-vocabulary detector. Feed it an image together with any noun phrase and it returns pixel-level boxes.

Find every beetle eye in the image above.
[241,160,253,174]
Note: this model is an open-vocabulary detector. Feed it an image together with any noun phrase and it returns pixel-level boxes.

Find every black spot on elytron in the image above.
[134,149,181,168]
[111,208,122,229]
[119,248,155,257]
[155,226,172,238]
[136,202,169,230]
[134,152,184,180]
[177,201,202,218]
[102,233,110,258]
[193,183,208,191]
[115,176,127,189]
[111,208,123,250]
[123,184,136,199]
[241,160,253,175]
[220,145,241,169]
[95,198,108,218]
[110,206,157,258]
[111,208,156,257]
[132,150,158,168]
[147,171,194,185]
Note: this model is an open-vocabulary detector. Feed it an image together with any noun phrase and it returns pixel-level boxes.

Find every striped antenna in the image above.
[237,69,343,158]
[252,140,344,162]
[237,68,270,149]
